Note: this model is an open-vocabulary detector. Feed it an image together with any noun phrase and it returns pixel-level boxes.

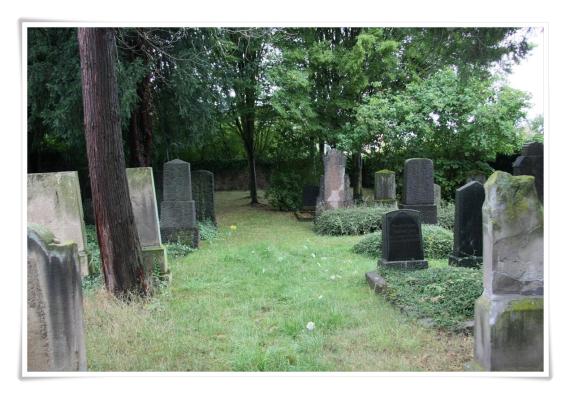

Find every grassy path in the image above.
[84,191,473,371]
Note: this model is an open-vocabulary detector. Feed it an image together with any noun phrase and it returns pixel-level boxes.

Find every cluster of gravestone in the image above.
[366,142,544,371]
[26,159,216,371]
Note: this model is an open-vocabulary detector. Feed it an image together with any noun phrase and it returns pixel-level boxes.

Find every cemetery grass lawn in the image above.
[83,191,473,371]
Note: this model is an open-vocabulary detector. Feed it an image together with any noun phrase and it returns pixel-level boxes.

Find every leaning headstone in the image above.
[374,170,396,204]
[160,159,199,248]
[126,167,169,280]
[399,158,437,224]
[513,142,544,203]
[472,171,543,371]
[449,181,484,267]
[378,209,428,270]
[322,149,347,210]
[433,183,441,211]
[27,224,87,371]
[27,172,89,276]
[191,170,216,225]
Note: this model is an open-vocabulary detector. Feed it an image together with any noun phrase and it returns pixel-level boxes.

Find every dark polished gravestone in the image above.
[513,142,543,203]
[399,158,437,224]
[449,181,485,267]
[378,210,428,270]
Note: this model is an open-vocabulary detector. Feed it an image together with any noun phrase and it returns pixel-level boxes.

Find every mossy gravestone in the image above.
[399,158,437,224]
[513,141,543,203]
[378,209,428,270]
[191,170,216,225]
[27,224,87,371]
[374,170,396,205]
[472,171,543,371]
[159,159,199,248]
[27,172,89,276]
[449,181,484,267]
[126,167,169,280]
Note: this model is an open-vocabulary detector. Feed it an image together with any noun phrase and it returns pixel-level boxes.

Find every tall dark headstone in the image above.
[192,170,216,225]
[449,181,485,267]
[378,210,428,270]
[160,159,199,247]
[27,224,87,371]
[399,158,437,224]
[513,142,543,203]
[472,171,543,371]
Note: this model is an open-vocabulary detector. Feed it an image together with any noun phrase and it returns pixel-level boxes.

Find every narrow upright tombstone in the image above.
[191,170,216,225]
[126,167,169,280]
[322,149,347,210]
[433,183,441,211]
[27,172,89,276]
[449,181,485,267]
[27,224,87,371]
[160,159,199,248]
[472,171,543,371]
[374,170,396,204]
[302,185,320,211]
[399,158,437,224]
[378,210,428,270]
[513,142,543,203]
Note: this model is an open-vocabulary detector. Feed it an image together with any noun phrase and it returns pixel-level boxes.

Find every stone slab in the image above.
[378,258,428,270]
[451,181,485,263]
[323,149,347,209]
[27,171,89,277]
[374,170,396,201]
[162,159,193,202]
[474,294,543,371]
[191,170,216,224]
[126,167,162,247]
[402,158,434,205]
[365,271,387,293]
[27,224,87,371]
[381,209,427,266]
[448,254,482,268]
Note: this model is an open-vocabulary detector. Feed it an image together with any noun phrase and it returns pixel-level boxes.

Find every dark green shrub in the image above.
[380,266,483,330]
[438,201,455,231]
[314,204,396,236]
[352,224,453,259]
[265,170,303,211]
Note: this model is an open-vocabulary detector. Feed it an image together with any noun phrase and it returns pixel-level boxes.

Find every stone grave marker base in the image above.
[378,259,428,270]
[161,227,200,248]
[474,294,543,371]
[365,271,387,294]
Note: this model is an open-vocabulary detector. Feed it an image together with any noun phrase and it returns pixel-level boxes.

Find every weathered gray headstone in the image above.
[27,172,89,276]
[378,209,428,270]
[27,224,87,371]
[472,171,543,371]
[322,149,347,210]
[191,170,216,225]
[449,181,484,267]
[513,141,543,203]
[126,167,169,280]
[399,158,437,224]
[433,183,441,211]
[374,170,396,204]
[160,159,199,248]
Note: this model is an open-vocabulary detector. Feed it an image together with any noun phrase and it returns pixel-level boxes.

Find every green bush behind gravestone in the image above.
[352,225,453,259]
[314,205,396,235]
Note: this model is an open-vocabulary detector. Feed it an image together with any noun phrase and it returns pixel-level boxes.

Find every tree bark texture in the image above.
[78,28,149,297]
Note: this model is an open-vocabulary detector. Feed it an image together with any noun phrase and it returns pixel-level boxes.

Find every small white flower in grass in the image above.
[303,245,309,250]
[311,253,316,258]
[318,295,323,300]
[306,321,315,331]
[330,275,336,280]
[262,268,266,273]
[316,262,321,267]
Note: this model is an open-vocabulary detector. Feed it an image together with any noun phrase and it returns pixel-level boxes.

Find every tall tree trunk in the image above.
[352,151,363,201]
[78,28,149,298]
[243,118,258,205]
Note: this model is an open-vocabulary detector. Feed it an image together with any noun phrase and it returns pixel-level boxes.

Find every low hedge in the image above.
[380,265,483,331]
[352,224,453,259]
[314,204,397,236]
